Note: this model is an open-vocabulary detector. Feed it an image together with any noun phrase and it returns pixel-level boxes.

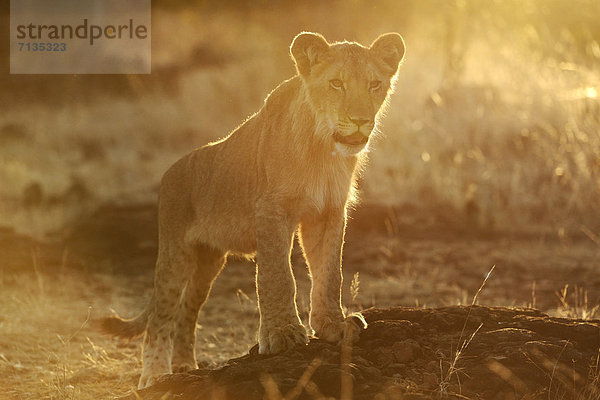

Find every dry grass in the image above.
[553,284,600,320]
[0,269,140,399]
[435,265,494,398]
[0,257,262,399]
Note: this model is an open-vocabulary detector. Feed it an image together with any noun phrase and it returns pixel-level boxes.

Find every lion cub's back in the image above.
[159,128,259,254]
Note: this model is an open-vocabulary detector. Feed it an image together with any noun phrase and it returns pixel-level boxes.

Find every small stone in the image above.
[353,355,372,367]
[373,347,395,367]
[47,353,59,364]
[422,372,439,389]
[427,360,439,372]
[363,366,382,378]
[403,393,431,400]
[320,347,340,363]
[392,339,421,363]
[381,384,405,399]
[383,363,406,376]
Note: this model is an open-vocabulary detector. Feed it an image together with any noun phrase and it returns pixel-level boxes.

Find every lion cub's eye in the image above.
[329,79,344,90]
[369,80,382,91]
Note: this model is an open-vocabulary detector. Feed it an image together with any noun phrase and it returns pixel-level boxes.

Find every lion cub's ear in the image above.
[370,33,406,74]
[290,32,330,77]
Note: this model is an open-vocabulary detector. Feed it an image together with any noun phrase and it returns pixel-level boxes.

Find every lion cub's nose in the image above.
[349,117,371,128]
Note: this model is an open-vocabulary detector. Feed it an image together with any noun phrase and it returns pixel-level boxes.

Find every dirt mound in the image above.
[124,306,600,400]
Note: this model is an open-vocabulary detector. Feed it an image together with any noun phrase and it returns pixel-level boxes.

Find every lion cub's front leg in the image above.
[255,201,308,354]
[299,208,367,344]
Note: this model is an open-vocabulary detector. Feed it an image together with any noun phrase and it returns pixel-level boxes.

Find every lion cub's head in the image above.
[291,32,405,156]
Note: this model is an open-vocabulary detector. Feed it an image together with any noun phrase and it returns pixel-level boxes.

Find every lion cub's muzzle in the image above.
[334,118,373,146]
[333,131,369,146]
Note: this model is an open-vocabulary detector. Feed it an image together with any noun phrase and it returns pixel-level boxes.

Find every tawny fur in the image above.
[100,309,148,338]
[100,31,405,389]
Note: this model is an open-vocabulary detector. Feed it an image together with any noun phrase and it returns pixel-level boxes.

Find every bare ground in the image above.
[128,306,600,400]
[1,203,599,399]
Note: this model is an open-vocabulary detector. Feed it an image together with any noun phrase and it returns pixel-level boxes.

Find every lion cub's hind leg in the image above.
[139,244,197,389]
[138,249,188,389]
[171,247,226,373]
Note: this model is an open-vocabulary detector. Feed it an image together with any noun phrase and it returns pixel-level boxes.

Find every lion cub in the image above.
[102,31,405,388]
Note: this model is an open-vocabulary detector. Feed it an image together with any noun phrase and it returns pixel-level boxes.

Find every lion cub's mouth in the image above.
[333,131,369,146]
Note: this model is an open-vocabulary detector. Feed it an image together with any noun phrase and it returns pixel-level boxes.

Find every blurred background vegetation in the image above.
[0,0,599,236]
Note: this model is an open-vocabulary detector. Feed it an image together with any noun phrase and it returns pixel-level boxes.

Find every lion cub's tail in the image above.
[99,306,150,339]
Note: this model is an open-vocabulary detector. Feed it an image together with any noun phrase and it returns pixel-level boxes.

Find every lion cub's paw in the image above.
[314,312,368,344]
[171,362,198,373]
[138,370,169,390]
[258,323,309,354]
